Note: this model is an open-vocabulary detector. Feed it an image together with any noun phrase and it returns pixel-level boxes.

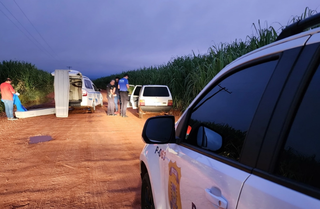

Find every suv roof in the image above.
[142,85,169,87]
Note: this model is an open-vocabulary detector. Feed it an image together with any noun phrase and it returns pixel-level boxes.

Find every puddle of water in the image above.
[29,135,52,144]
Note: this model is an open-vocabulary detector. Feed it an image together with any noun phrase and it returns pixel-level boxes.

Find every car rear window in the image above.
[143,87,169,97]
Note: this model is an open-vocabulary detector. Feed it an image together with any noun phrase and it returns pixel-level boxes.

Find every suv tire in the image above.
[138,107,144,119]
[141,172,155,209]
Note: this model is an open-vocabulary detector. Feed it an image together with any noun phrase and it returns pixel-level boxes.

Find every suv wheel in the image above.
[138,107,144,119]
[141,172,155,209]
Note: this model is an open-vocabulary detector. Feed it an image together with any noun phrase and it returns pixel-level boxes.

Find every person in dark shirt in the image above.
[114,77,120,114]
[106,80,116,116]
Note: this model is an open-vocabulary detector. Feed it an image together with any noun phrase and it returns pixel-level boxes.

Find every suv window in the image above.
[185,60,277,161]
[143,87,169,97]
[84,79,93,89]
[275,63,320,190]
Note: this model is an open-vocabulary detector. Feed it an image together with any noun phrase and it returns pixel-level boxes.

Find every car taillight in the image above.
[168,100,173,106]
[139,99,145,106]
[82,89,87,96]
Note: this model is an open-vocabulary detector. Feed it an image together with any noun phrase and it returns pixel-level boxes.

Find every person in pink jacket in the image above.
[0,78,17,120]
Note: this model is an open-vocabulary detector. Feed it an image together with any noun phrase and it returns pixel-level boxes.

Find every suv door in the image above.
[130,85,142,109]
[238,33,320,209]
[164,58,280,209]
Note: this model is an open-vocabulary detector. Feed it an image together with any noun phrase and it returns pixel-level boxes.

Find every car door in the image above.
[238,33,320,209]
[163,58,280,209]
[130,85,142,109]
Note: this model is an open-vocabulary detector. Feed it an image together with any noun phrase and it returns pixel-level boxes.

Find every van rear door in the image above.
[69,73,83,106]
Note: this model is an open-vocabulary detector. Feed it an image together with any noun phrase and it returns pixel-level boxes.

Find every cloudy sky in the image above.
[1,0,319,79]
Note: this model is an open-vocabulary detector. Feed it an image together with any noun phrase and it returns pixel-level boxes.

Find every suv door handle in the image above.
[205,187,228,209]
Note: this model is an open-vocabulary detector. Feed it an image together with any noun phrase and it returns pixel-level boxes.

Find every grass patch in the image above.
[0,60,53,112]
[94,7,317,111]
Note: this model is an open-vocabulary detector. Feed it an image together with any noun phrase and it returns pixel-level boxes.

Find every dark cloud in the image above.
[1,0,319,79]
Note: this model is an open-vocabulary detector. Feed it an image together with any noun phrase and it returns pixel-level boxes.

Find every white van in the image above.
[53,70,103,110]
[130,85,172,118]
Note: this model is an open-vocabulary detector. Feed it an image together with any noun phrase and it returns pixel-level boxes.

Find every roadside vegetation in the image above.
[94,7,317,111]
[0,60,53,112]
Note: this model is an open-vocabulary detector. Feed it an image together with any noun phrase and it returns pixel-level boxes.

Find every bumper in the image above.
[140,106,172,113]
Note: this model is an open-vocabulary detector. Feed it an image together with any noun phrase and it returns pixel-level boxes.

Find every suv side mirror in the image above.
[142,115,175,144]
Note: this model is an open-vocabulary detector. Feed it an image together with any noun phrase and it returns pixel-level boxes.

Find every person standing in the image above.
[0,78,17,120]
[118,74,129,117]
[114,77,120,114]
[106,80,116,116]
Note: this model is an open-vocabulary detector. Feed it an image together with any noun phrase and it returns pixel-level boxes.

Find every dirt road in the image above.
[0,92,172,209]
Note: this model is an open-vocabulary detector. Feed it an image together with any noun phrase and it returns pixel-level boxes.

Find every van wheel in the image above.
[91,102,95,113]
[138,107,143,119]
[141,173,155,209]
[98,98,103,107]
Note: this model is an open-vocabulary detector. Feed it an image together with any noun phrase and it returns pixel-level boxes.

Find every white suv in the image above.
[128,85,173,118]
[140,14,320,209]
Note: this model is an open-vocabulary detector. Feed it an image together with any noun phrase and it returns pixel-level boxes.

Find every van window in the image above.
[143,87,169,97]
[92,83,99,91]
[84,80,93,89]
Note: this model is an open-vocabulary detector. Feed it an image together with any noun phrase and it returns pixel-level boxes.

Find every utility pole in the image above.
[67,66,72,69]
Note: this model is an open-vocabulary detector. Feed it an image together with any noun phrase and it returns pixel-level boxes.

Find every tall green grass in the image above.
[0,60,53,112]
[94,7,317,111]
[94,21,277,110]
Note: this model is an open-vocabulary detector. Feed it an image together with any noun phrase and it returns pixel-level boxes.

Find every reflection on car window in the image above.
[143,87,169,97]
[275,64,320,189]
[196,126,223,152]
[186,60,277,161]
[85,80,93,89]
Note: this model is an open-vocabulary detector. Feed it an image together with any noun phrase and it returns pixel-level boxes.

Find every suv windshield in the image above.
[143,87,169,97]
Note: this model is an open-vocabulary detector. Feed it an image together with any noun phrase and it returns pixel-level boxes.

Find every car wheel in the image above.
[141,172,155,209]
[139,107,143,119]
